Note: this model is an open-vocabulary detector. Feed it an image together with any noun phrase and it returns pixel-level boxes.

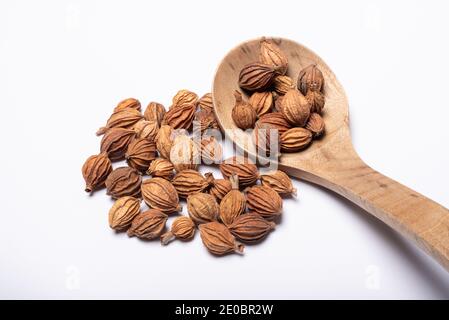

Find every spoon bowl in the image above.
[212,37,449,271]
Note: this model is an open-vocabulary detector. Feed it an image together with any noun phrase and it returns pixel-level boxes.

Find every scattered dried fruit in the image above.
[187,193,219,225]
[228,212,276,243]
[205,172,232,203]
[248,91,273,117]
[238,62,281,91]
[170,134,199,172]
[297,64,324,94]
[100,128,136,161]
[246,185,282,220]
[97,109,143,136]
[260,170,297,196]
[305,90,325,114]
[259,38,288,75]
[281,88,311,127]
[161,216,196,245]
[82,152,112,193]
[133,120,159,141]
[172,170,209,198]
[273,75,294,95]
[199,136,223,165]
[172,89,198,108]
[305,113,325,137]
[146,158,174,180]
[105,166,142,199]
[220,156,259,187]
[127,209,167,239]
[162,103,196,130]
[197,93,213,112]
[232,91,256,130]
[108,196,141,231]
[144,102,166,126]
[199,221,244,255]
[155,125,175,159]
[125,138,157,172]
[141,178,181,214]
[219,175,246,226]
[114,98,141,112]
[280,127,313,152]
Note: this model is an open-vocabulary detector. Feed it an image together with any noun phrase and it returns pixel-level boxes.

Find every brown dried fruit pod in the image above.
[281,89,311,127]
[82,152,112,193]
[127,209,167,240]
[280,127,313,152]
[228,212,276,243]
[305,90,325,114]
[187,193,219,225]
[133,120,159,141]
[297,64,324,94]
[219,175,246,226]
[108,196,141,230]
[114,98,141,112]
[256,112,291,135]
[155,125,175,159]
[259,38,288,75]
[205,173,232,203]
[194,109,218,133]
[161,216,196,245]
[246,185,282,221]
[238,62,281,91]
[253,121,282,157]
[105,167,142,199]
[172,89,198,108]
[172,170,209,198]
[170,134,199,172]
[248,91,273,117]
[125,137,157,172]
[144,102,165,126]
[260,170,297,196]
[273,94,284,112]
[162,103,196,130]
[232,91,256,130]
[305,113,325,137]
[100,128,136,161]
[199,221,244,256]
[220,156,259,188]
[146,158,174,180]
[200,136,223,165]
[197,93,213,112]
[141,178,181,214]
[273,75,294,95]
[96,109,143,136]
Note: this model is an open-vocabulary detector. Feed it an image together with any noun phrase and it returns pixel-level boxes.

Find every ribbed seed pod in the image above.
[305,113,325,137]
[194,109,218,133]
[161,216,196,245]
[127,209,168,240]
[108,196,141,230]
[197,93,213,112]
[280,89,311,127]
[280,128,313,152]
[105,167,142,199]
[114,98,141,112]
[187,193,219,225]
[100,128,136,161]
[220,156,259,188]
[259,38,288,75]
[133,120,159,141]
[144,102,165,126]
[305,90,325,114]
[96,109,143,136]
[297,64,324,94]
[141,178,181,214]
[219,175,246,226]
[172,89,198,108]
[200,136,223,165]
[273,75,294,95]
[199,221,244,256]
[125,137,157,172]
[170,134,199,172]
[146,158,174,180]
[238,62,281,91]
[228,213,276,243]
[205,173,232,203]
[232,91,256,130]
[274,94,283,112]
[172,170,209,198]
[248,91,273,117]
[82,152,112,193]
[260,170,297,196]
[155,125,175,159]
[246,185,282,221]
[162,103,196,130]
[256,112,291,135]
[252,121,281,157]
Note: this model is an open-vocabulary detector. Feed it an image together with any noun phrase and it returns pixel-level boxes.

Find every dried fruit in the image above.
[238,62,281,91]
[280,89,311,127]
[108,196,141,230]
[100,128,136,161]
[162,103,196,130]
[127,209,167,239]
[125,137,157,172]
[105,167,142,199]
[199,222,244,255]
[200,136,223,165]
[246,185,282,220]
[205,173,232,203]
[305,90,325,114]
[220,156,259,188]
[172,170,209,198]
[141,178,181,214]
[194,109,218,133]
[170,134,199,172]
[146,158,174,180]
[253,121,281,157]
[259,38,288,75]
[273,94,283,112]
[144,102,166,126]
[114,98,141,112]
[133,120,159,141]
[161,216,196,245]
[187,193,219,225]
[297,64,324,94]
[172,89,198,108]
[96,109,143,136]
[197,93,213,112]
[260,170,297,196]
[248,91,273,117]
[232,91,256,130]
[256,112,291,135]
[305,113,325,137]
[82,152,112,193]
[228,213,276,243]
[155,125,175,159]
[280,127,313,152]
[219,175,246,226]
[273,75,294,95]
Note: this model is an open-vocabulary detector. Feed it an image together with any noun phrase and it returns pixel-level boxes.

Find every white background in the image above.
[1,0,449,299]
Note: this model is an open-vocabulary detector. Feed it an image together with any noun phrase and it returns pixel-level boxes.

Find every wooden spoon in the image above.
[212,37,449,271]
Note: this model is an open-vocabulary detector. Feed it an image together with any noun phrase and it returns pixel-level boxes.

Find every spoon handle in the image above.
[295,155,449,271]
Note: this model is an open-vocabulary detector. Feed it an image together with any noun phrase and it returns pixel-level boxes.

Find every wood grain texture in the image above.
[212,37,449,271]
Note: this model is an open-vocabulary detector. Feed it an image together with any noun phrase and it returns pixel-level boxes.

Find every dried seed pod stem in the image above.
[161,216,196,245]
